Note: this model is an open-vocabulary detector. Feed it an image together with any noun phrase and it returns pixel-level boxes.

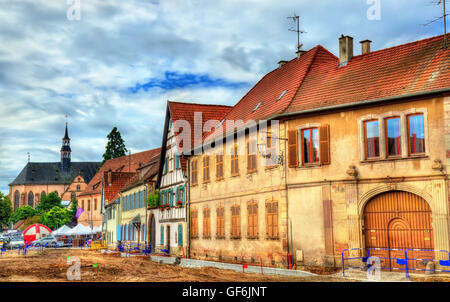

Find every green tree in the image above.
[69,198,78,218]
[10,206,38,224]
[101,127,128,165]
[39,206,71,230]
[36,192,62,213]
[146,189,159,208]
[0,193,12,229]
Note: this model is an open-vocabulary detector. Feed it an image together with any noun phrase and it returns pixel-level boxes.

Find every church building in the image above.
[8,123,101,210]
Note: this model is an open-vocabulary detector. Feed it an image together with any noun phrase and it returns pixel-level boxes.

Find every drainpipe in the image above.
[145,183,148,248]
[283,120,292,269]
[186,155,191,259]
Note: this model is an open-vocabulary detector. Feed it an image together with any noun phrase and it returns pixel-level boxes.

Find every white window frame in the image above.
[358,108,429,162]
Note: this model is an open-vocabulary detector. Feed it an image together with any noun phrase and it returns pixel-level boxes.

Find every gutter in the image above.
[274,88,450,119]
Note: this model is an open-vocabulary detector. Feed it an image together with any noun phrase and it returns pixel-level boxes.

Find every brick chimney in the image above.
[107,169,112,186]
[360,40,372,55]
[339,35,354,65]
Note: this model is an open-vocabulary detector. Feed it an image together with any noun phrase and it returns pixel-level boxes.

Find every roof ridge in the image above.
[168,100,233,108]
[279,46,325,114]
[352,34,446,59]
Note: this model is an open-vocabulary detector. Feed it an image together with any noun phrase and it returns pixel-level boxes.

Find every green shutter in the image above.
[160,225,164,245]
[178,224,183,246]
[182,186,185,205]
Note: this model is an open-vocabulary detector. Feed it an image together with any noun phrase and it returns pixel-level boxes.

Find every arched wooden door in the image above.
[364,191,433,271]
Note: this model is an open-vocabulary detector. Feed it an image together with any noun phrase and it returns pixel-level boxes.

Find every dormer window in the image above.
[253,102,262,112]
[277,90,287,101]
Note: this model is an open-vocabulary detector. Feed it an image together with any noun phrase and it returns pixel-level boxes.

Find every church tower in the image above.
[61,121,71,173]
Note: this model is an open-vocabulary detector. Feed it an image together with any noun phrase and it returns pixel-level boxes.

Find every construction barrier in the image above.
[342,247,450,279]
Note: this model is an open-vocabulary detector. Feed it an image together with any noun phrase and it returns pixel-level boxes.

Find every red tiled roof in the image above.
[104,172,136,204]
[79,148,161,196]
[168,101,232,154]
[285,35,450,113]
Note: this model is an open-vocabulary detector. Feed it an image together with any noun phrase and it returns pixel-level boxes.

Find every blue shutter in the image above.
[117,225,121,241]
[160,225,164,245]
[175,155,179,169]
[140,191,143,208]
[178,224,183,246]
[175,187,179,205]
[169,189,173,207]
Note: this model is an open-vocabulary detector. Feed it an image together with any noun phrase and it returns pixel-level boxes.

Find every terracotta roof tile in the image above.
[79,147,161,196]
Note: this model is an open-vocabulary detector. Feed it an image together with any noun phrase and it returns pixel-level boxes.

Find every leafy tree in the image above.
[0,193,12,229]
[147,189,159,208]
[39,206,71,230]
[101,127,128,165]
[10,206,38,224]
[69,198,78,218]
[36,192,62,213]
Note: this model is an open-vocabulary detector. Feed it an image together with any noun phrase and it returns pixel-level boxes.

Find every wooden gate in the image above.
[364,191,433,271]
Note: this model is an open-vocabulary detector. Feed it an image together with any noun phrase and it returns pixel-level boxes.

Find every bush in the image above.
[10,206,38,224]
[147,189,159,208]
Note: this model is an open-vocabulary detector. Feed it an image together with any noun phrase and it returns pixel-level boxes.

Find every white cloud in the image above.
[0,0,445,193]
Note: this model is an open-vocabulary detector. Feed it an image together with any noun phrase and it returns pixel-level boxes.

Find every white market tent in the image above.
[91,226,102,234]
[66,224,93,236]
[53,225,72,236]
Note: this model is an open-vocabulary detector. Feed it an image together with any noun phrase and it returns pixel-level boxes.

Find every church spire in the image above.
[61,118,71,173]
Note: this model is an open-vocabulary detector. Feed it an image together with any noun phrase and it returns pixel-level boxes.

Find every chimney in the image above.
[107,169,112,186]
[278,60,288,68]
[339,35,354,65]
[296,50,307,59]
[360,40,372,55]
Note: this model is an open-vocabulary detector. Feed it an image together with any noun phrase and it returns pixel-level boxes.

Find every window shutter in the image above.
[287,130,298,167]
[319,124,330,165]
[160,225,164,245]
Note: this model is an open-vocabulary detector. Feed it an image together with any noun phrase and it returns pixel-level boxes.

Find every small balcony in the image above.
[158,204,186,222]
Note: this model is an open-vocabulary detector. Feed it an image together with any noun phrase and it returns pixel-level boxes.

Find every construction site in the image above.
[0,247,449,282]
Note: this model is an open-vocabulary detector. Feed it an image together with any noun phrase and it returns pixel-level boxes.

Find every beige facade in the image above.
[284,95,449,266]
[77,193,102,228]
[189,123,289,267]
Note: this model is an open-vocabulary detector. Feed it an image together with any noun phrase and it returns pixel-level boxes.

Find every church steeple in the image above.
[61,120,71,173]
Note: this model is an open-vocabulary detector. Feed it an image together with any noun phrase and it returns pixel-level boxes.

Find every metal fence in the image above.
[342,247,450,278]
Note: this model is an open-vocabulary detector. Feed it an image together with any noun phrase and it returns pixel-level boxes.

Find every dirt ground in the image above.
[0,248,349,282]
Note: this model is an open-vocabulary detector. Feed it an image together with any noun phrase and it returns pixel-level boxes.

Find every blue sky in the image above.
[0,0,447,194]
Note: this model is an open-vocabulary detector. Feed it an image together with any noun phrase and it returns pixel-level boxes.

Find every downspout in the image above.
[145,182,148,248]
[186,155,191,259]
[284,120,292,269]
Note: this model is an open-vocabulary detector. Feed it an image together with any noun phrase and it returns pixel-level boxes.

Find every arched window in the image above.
[14,190,20,211]
[28,192,34,207]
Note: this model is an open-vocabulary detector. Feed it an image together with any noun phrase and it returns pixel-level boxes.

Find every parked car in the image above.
[32,236,64,248]
[8,237,24,249]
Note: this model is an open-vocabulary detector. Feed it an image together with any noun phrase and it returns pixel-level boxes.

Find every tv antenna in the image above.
[287,14,306,52]
[423,0,448,48]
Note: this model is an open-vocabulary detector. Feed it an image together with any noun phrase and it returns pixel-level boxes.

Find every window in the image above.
[301,128,320,164]
[216,154,224,180]
[266,201,279,239]
[364,120,380,159]
[231,205,241,238]
[191,210,198,238]
[231,144,239,176]
[203,208,211,238]
[216,207,225,239]
[247,141,257,172]
[164,157,168,174]
[94,199,97,211]
[247,202,258,238]
[253,102,262,112]
[88,200,91,211]
[203,156,210,183]
[277,90,287,101]
[82,200,85,210]
[175,154,180,169]
[385,117,401,157]
[191,160,198,186]
[408,114,425,155]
